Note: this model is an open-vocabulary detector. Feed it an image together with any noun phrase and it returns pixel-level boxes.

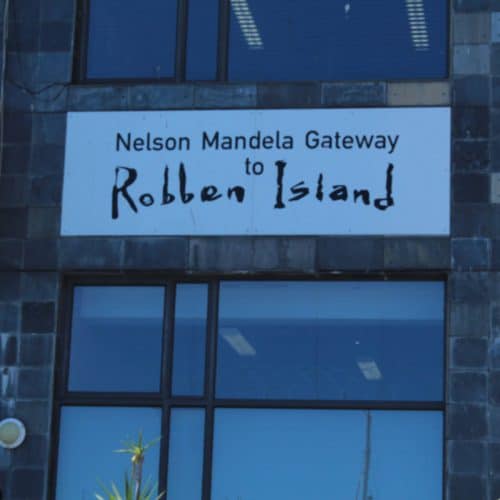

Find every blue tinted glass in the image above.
[186,0,219,80]
[216,282,444,400]
[69,286,164,392]
[212,409,443,500]
[228,0,447,81]
[56,406,161,499]
[167,408,205,500]
[172,284,207,396]
[87,0,177,79]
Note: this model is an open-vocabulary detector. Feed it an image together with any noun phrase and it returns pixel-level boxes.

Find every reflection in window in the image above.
[68,286,164,392]
[216,282,444,400]
[56,407,161,499]
[171,284,208,396]
[58,280,444,499]
[186,0,219,80]
[166,408,205,500]
[86,0,177,79]
[212,409,443,500]
[228,0,447,81]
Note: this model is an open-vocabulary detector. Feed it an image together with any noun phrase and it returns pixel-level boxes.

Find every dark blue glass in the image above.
[68,286,164,392]
[186,0,219,80]
[228,0,447,81]
[212,409,443,500]
[87,0,177,79]
[216,282,444,401]
[171,284,208,396]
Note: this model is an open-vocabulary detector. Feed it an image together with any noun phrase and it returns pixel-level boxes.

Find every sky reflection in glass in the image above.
[166,408,205,500]
[69,286,164,392]
[87,0,177,79]
[217,281,444,400]
[56,406,161,500]
[229,0,447,81]
[172,284,208,396]
[212,409,442,500]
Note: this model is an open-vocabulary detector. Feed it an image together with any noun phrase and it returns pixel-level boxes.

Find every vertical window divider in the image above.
[60,282,76,397]
[217,0,230,81]
[201,280,219,500]
[48,279,74,499]
[159,402,170,497]
[74,0,90,81]
[160,282,176,496]
[175,0,189,82]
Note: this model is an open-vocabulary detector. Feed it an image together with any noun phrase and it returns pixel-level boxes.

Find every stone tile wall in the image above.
[0,0,499,498]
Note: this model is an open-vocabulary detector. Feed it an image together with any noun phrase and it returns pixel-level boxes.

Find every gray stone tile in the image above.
[194,84,257,108]
[123,238,187,269]
[258,83,321,108]
[453,45,490,74]
[23,240,55,274]
[59,238,123,269]
[27,207,60,239]
[0,176,28,208]
[21,302,55,333]
[68,85,129,110]
[454,13,490,43]
[31,113,66,144]
[453,141,489,172]
[450,302,490,337]
[317,237,383,271]
[450,372,487,402]
[20,272,58,301]
[189,237,253,271]
[323,82,386,107]
[0,240,23,269]
[449,441,486,475]
[128,85,194,109]
[384,238,450,270]
[453,76,489,106]
[29,175,63,206]
[448,474,486,500]
[451,337,488,368]
[452,238,490,270]
[37,52,72,82]
[447,404,487,440]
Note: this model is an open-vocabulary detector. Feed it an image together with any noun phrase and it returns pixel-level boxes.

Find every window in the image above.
[53,279,444,500]
[77,0,448,82]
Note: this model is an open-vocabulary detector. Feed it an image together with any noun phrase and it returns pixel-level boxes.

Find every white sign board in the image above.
[61,108,450,236]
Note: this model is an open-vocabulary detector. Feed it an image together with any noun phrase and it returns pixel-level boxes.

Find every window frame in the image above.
[73,0,450,84]
[49,274,447,500]
[74,0,228,84]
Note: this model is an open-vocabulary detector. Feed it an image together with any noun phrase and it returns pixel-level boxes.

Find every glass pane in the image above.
[87,0,178,79]
[172,284,207,396]
[228,0,447,81]
[69,286,164,392]
[216,282,444,400]
[186,0,219,80]
[212,409,443,500]
[56,406,162,500]
[166,408,205,500]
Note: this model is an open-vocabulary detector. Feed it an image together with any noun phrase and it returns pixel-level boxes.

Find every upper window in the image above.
[78,0,448,82]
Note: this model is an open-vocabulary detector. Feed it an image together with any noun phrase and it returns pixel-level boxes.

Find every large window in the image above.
[53,279,444,500]
[77,0,448,81]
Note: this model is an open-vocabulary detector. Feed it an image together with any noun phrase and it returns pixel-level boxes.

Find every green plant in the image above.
[95,433,164,500]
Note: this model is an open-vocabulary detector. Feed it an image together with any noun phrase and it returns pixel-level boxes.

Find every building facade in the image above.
[0,0,498,499]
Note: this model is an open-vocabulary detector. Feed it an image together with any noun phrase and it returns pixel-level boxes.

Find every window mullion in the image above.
[160,282,175,496]
[217,0,230,81]
[201,281,219,500]
[175,0,189,81]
